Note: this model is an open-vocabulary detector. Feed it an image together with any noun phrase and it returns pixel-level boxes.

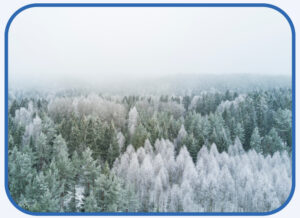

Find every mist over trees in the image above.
[8,75,292,212]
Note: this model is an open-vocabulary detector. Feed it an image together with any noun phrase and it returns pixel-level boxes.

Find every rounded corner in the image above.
[263,182,296,216]
[260,3,296,37]
[4,183,37,216]
[5,3,40,38]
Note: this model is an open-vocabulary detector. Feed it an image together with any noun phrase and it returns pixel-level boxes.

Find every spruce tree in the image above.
[9,99,19,117]
[233,123,245,145]
[35,132,50,171]
[81,147,99,210]
[52,134,73,211]
[68,151,81,212]
[84,190,99,212]
[94,162,120,212]
[262,128,285,155]
[250,127,262,153]
[69,122,81,155]
[108,131,120,167]
[86,118,95,149]
[131,124,149,150]
[8,146,34,202]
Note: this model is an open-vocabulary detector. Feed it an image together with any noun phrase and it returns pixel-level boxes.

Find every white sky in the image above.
[8,7,292,89]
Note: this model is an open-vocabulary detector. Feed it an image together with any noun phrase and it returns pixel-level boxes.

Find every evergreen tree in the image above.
[58,118,72,142]
[96,122,113,162]
[14,125,25,149]
[35,132,50,171]
[81,147,99,209]
[262,128,285,155]
[85,118,95,148]
[146,116,161,145]
[182,95,191,111]
[43,163,63,212]
[250,127,262,153]
[176,124,187,152]
[9,99,19,117]
[24,172,60,212]
[8,134,15,151]
[84,190,99,212]
[108,132,120,167]
[182,134,198,163]
[233,122,245,145]
[119,183,139,212]
[94,163,120,212]
[128,106,139,136]
[68,151,81,212]
[69,120,81,155]
[274,109,292,147]
[131,124,149,150]
[42,116,57,150]
[8,146,34,202]
[243,104,257,150]
[51,134,73,211]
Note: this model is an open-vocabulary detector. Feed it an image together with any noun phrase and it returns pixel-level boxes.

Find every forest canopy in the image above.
[8,74,292,213]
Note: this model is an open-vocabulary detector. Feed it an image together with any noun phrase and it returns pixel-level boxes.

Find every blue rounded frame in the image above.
[4,3,296,216]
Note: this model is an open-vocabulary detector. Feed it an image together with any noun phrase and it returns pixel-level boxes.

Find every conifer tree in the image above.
[108,132,120,167]
[9,99,19,117]
[233,122,245,145]
[94,162,120,212]
[68,151,81,212]
[262,128,285,155]
[51,134,73,211]
[81,147,99,209]
[250,127,262,153]
[84,190,99,212]
[69,120,81,155]
[86,118,95,148]
[8,146,34,202]
[119,183,139,212]
[35,132,50,171]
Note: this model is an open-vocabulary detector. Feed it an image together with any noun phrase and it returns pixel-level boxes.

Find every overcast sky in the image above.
[8,7,292,90]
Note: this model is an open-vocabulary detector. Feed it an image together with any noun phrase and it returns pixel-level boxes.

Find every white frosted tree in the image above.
[144,139,154,156]
[228,137,244,156]
[128,107,139,136]
[117,132,125,151]
[111,128,291,213]
[139,155,154,211]
[22,115,42,147]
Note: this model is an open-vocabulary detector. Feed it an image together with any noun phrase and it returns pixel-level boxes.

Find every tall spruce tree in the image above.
[94,162,120,212]
[250,127,262,153]
[81,147,99,210]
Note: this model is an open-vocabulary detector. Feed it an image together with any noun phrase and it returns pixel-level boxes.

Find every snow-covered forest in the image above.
[8,75,292,212]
